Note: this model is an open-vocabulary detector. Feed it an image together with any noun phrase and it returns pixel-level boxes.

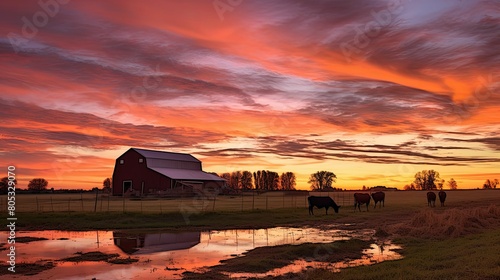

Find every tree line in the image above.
[1,171,497,194]
[0,177,49,193]
[219,170,297,190]
[403,169,499,190]
[219,170,342,191]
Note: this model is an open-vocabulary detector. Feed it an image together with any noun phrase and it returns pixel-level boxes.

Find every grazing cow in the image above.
[354,193,371,212]
[308,196,340,215]
[371,192,385,208]
[438,191,447,207]
[427,192,436,207]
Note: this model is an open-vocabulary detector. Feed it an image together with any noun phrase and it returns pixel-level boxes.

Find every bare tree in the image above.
[229,171,242,189]
[220,173,231,188]
[28,178,48,192]
[280,172,296,190]
[253,170,280,190]
[403,183,416,190]
[103,178,111,192]
[483,179,499,189]
[0,177,17,194]
[241,171,253,190]
[308,171,336,190]
[270,171,280,190]
[413,170,443,190]
[447,178,458,190]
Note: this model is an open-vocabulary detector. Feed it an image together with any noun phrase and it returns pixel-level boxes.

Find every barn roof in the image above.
[132,148,200,162]
[150,167,225,181]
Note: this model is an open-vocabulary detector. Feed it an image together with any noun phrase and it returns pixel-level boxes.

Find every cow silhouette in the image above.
[427,192,436,207]
[354,193,371,212]
[308,196,340,215]
[371,192,385,208]
[438,191,447,207]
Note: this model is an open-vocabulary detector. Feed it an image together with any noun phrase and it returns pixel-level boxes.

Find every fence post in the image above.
[100,195,103,212]
[252,191,255,210]
[94,191,98,212]
[212,196,216,212]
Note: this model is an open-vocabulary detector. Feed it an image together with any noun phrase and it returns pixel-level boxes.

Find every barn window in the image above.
[139,158,143,163]
[119,159,124,164]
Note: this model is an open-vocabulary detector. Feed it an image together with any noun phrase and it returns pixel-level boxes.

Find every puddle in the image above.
[0,227,401,279]
[226,242,402,278]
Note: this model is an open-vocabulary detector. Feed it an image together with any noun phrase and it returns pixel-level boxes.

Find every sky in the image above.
[0,0,499,190]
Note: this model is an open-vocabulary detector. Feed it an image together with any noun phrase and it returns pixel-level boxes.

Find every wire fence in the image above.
[0,191,353,214]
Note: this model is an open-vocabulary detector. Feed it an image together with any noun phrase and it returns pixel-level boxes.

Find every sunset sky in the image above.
[1,0,498,190]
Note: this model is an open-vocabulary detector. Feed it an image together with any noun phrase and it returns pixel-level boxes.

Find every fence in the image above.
[0,191,353,214]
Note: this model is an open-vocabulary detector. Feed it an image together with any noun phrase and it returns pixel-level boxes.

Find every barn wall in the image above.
[112,149,172,196]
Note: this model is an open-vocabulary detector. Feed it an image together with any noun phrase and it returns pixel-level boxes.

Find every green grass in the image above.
[7,208,345,231]
[297,228,500,280]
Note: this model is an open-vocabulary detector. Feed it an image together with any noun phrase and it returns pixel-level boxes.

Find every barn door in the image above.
[123,181,132,195]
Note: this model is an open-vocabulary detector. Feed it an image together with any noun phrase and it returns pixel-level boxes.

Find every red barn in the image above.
[112,148,225,196]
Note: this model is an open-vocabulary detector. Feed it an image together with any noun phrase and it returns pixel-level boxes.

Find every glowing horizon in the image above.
[1,0,498,190]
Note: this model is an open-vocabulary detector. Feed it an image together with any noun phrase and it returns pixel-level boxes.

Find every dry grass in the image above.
[387,204,500,239]
[0,261,55,276]
[61,251,139,264]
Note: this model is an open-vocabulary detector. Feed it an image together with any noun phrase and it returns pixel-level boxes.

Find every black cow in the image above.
[308,196,340,215]
[427,192,436,207]
[354,193,371,212]
[438,191,447,207]
[371,191,385,208]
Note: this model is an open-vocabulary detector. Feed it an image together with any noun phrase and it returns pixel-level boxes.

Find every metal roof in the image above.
[132,148,200,162]
[150,167,225,181]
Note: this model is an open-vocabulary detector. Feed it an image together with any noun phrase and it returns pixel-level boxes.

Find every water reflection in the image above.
[0,227,401,279]
[113,232,201,254]
[227,242,402,278]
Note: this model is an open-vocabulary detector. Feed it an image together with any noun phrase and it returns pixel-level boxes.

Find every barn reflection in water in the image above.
[113,231,201,254]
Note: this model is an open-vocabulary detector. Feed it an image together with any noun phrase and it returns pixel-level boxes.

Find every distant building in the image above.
[112,148,225,196]
[369,186,398,191]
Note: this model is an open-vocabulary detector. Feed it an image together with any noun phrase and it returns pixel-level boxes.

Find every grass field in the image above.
[1,189,500,279]
[293,228,500,280]
[2,189,499,215]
